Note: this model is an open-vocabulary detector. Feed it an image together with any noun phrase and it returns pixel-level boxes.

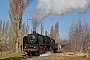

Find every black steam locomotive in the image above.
[23,31,58,56]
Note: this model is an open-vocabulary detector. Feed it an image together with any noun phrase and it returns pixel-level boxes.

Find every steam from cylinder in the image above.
[31,0,90,31]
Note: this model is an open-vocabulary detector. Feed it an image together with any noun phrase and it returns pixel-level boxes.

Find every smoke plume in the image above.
[40,51,53,56]
[31,0,90,31]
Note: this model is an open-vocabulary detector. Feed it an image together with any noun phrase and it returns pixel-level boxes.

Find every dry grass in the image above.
[0,52,90,60]
[26,53,90,60]
[0,53,23,59]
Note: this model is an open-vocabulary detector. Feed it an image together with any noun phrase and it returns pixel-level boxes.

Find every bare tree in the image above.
[69,19,90,52]
[69,20,83,52]
[4,21,10,50]
[0,21,9,52]
[54,21,60,43]
[50,21,60,43]
[0,20,2,33]
[50,25,54,38]
[83,20,90,53]
[9,0,33,53]
[69,22,76,52]
[22,23,26,36]
[0,20,3,52]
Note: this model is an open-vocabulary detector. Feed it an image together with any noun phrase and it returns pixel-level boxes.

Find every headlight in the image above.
[29,40,34,42]
[25,44,28,48]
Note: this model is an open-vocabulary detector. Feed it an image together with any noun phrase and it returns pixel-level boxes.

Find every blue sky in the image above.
[0,0,90,39]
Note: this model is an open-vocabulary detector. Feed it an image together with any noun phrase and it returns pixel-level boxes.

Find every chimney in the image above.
[33,31,36,34]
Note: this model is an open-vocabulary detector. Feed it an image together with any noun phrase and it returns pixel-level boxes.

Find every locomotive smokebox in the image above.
[33,31,36,34]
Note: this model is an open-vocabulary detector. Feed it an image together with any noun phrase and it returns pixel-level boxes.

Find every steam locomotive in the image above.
[23,31,58,56]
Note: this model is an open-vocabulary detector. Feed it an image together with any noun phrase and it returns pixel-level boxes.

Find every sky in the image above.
[0,0,90,39]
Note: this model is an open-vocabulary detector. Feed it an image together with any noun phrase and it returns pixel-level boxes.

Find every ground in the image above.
[0,52,90,60]
[26,52,90,60]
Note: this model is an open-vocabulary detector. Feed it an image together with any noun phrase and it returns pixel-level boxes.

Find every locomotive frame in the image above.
[23,31,58,56]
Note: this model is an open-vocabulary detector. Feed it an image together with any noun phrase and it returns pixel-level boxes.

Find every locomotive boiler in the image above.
[23,31,58,56]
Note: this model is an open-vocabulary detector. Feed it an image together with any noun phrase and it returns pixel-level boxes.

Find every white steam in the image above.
[31,0,90,30]
[40,51,53,56]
